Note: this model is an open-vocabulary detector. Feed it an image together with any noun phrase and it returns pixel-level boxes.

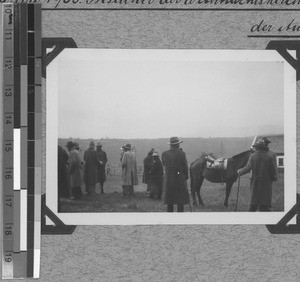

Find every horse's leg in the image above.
[190,168,197,206]
[224,181,233,207]
[197,176,204,206]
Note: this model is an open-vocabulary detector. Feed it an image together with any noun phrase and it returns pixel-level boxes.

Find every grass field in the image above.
[60,173,284,213]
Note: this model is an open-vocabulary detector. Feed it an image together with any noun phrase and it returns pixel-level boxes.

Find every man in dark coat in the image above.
[143,148,154,197]
[162,137,190,212]
[149,151,164,200]
[84,141,101,195]
[262,136,278,178]
[237,139,278,211]
[58,145,70,199]
[96,142,108,194]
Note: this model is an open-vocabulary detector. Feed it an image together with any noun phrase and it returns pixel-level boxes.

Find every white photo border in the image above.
[46,49,296,225]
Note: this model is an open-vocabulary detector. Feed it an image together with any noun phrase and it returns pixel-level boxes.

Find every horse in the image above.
[190,150,252,207]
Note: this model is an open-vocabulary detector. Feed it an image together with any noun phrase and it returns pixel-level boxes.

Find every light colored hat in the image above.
[168,136,183,145]
[152,150,160,157]
[96,142,102,147]
[123,143,131,150]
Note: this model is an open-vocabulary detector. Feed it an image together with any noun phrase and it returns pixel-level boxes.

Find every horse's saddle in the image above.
[205,156,228,171]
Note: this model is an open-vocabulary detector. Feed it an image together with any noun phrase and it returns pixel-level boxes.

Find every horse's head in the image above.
[231,149,252,169]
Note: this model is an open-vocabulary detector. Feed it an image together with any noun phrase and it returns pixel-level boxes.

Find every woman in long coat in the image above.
[238,140,277,211]
[162,137,190,212]
[121,144,138,196]
[68,144,83,200]
[84,141,100,195]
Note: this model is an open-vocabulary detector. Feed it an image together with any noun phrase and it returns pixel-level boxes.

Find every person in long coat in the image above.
[162,137,190,212]
[84,141,101,195]
[96,142,108,194]
[121,144,139,196]
[262,136,278,177]
[58,145,70,199]
[142,148,154,197]
[148,151,164,200]
[237,139,278,211]
[68,142,83,200]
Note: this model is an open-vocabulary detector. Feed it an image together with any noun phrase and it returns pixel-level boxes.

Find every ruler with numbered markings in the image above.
[1,3,41,279]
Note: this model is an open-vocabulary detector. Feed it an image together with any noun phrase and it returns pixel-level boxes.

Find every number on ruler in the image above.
[4,58,13,69]
[4,168,13,180]
[4,252,13,263]
[5,114,12,124]
[4,141,13,152]
[5,197,13,208]
[4,87,13,97]
[4,224,12,237]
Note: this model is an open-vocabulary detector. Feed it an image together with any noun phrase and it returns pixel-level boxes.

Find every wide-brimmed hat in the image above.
[168,136,183,145]
[262,136,271,145]
[253,139,267,150]
[123,143,131,150]
[96,142,102,147]
[66,141,75,149]
[89,141,95,148]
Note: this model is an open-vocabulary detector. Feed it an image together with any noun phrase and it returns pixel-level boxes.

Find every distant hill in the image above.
[58,137,254,170]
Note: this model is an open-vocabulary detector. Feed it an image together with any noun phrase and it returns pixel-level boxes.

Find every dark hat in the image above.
[96,142,102,147]
[262,136,271,145]
[89,141,95,148]
[66,141,75,149]
[253,139,267,150]
[168,136,183,145]
[123,143,131,150]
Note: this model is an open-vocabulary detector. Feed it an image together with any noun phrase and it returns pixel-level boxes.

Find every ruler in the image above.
[1,3,41,279]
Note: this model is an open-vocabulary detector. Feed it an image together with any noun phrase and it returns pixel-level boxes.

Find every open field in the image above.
[60,173,284,213]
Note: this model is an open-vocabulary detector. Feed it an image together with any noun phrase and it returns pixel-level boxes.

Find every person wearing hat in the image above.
[67,141,83,200]
[58,145,70,211]
[83,141,101,195]
[161,137,190,212]
[121,143,138,196]
[237,139,278,211]
[148,150,164,200]
[96,142,108,194]
[142,148,155,197]
[262,136,278,178]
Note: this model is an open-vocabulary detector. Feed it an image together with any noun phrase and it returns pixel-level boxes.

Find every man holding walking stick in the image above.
[237,139,277,212]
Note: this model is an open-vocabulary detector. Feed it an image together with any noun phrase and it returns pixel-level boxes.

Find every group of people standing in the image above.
[58,140,107,200]
[142,137,190,212]
[58,135,279,213]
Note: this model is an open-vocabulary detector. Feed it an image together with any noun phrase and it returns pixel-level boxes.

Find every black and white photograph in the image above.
[46,49,296,225]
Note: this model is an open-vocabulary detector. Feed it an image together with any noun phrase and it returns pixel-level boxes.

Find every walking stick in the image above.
[235,175,241,212]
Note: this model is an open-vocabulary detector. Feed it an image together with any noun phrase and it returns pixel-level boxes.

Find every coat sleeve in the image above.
[103,151,108,165]
[121,152,127,168]
[181,152,189,180]
[269,157,278,182]
[237,155,253,176]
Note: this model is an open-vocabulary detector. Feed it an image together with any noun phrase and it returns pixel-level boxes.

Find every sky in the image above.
[55,49,284,139]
